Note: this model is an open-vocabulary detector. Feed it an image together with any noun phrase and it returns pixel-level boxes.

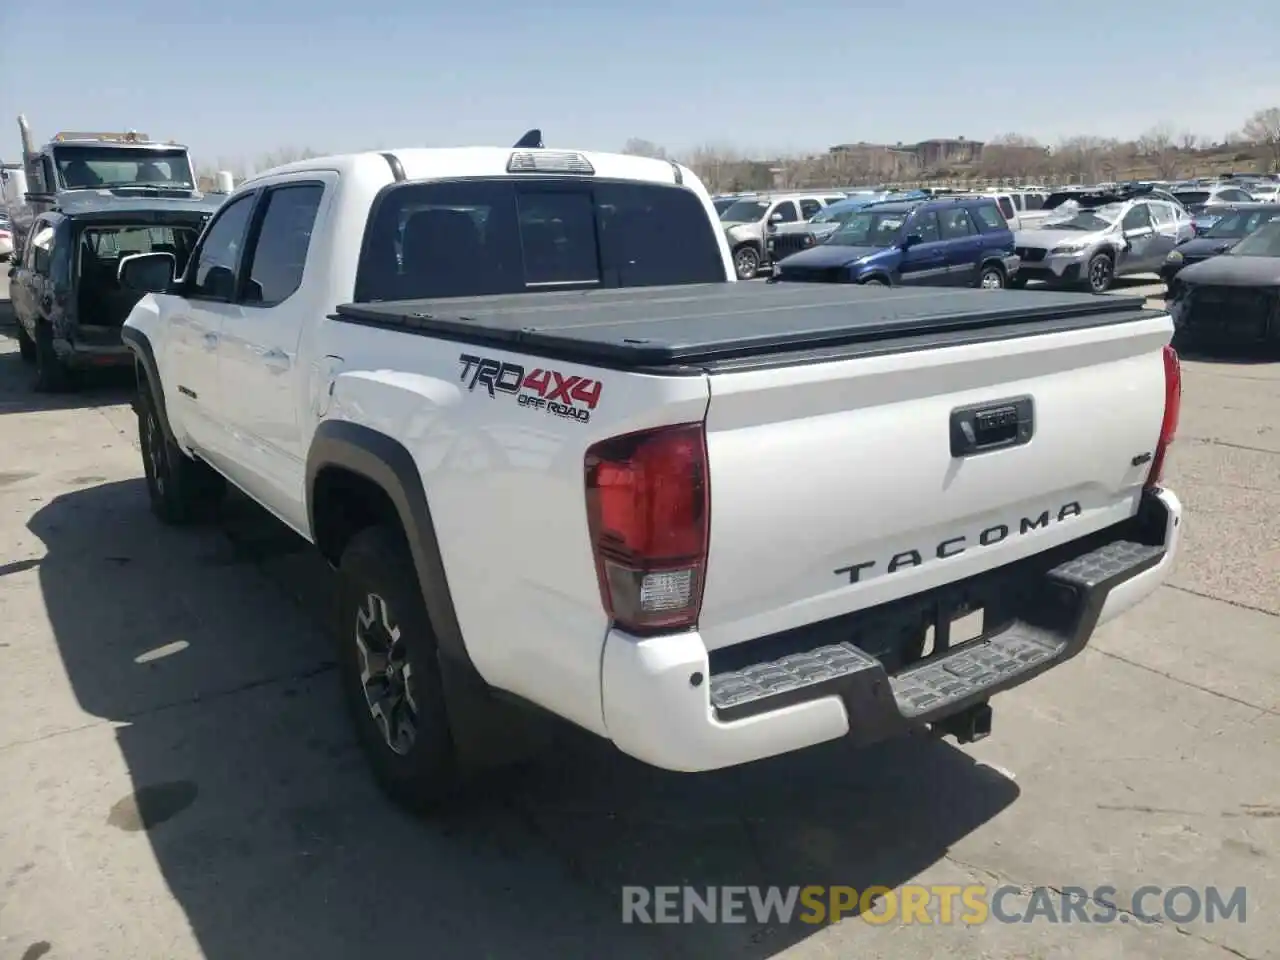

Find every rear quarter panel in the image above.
[321,321,710,736]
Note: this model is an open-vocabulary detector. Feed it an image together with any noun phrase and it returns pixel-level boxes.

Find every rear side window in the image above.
[997,196,1016,220]
[354,178,725,301]
[799,198,823,219]
[939,208,977,240]
[973,203,1007,231]
[243,183,324,306]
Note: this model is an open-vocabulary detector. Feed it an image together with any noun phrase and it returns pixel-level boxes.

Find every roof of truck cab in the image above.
[246,147,698,189]
[334,282,1157,369]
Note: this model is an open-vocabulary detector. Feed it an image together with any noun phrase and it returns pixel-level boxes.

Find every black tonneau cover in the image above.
[333,283,1156,368]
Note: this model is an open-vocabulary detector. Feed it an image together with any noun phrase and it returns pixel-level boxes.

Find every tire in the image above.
[733,245,761,280]
[16,324,36,363]
[978,264,1006,289]
[136,381,225,524]
[860,277,888,286]
[1085,252,1114,294]
[33,323,72,392]
[336,525,459,813]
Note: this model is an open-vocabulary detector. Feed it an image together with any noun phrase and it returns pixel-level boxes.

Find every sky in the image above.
[3,0,1279,171]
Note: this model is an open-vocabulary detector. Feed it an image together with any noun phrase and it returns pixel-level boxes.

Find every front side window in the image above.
[189,192,256,300]
[911,209,942,243]
[1122,204,1152,231]
[770,201,799,223]
[355,178,725,302]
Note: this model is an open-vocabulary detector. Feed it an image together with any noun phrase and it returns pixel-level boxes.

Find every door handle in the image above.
[262,348,291,372]
[951,396,1034,457]
[202,332,219,351]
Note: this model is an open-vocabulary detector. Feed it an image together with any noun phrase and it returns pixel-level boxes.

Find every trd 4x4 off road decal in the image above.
[458,353,603,424]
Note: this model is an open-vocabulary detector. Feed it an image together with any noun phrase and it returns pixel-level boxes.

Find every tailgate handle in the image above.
[951,396,1034,457]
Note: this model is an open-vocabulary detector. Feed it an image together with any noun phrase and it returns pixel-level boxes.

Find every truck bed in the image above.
[333,283,1158,370]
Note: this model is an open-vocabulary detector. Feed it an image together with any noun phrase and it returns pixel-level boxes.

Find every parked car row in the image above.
[723,176,1280,350]
[740,184,1194,295]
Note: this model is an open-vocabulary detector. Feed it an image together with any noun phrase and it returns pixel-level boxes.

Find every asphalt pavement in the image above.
[0,288,1276,960]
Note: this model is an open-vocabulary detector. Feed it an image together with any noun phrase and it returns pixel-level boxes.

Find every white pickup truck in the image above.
[119,142,1184,812]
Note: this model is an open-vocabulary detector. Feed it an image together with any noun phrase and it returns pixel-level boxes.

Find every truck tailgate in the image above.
[697,312,1173,651]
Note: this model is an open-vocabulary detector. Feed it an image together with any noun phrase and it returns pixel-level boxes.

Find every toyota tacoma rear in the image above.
[120,142,1184,811]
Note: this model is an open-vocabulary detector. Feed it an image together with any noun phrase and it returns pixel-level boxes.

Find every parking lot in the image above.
[0,282,1276,960]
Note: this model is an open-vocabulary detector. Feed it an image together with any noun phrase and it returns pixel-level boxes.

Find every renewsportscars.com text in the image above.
[621,884,1247,926]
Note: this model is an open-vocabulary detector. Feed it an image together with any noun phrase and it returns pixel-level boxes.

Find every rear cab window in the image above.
[354,178,726,302]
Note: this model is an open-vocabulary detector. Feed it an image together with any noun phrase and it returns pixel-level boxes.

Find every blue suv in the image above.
[770,196,1021,289]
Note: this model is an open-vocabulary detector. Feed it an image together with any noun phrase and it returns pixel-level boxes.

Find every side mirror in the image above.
[769,212,784,223]
[118,252,176,294]
[901,233,923,249]
[203,265,236,300]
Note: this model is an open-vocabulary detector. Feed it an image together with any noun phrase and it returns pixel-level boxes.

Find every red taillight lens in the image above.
[1147,344,1181,489]
[584,423,709,634]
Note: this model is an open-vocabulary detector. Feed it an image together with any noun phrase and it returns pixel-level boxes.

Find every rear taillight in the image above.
[584,423,709,634]
[1146,344,1181,489]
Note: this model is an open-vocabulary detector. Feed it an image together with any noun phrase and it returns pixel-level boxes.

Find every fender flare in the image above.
[305,419,476,677]
[120,326,174,440]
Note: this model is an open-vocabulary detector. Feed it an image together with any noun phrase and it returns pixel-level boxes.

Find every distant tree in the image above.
[253,147,322,173]
[1178,131,1202,151]
[1242,107,1280,171]
[1136,125,1181,178]
[1052,135,1118,182]
[980,133,1048,179]
[620,138,669,160]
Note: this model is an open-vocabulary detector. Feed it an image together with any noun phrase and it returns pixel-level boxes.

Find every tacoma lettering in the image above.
[834,501,1083,585]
